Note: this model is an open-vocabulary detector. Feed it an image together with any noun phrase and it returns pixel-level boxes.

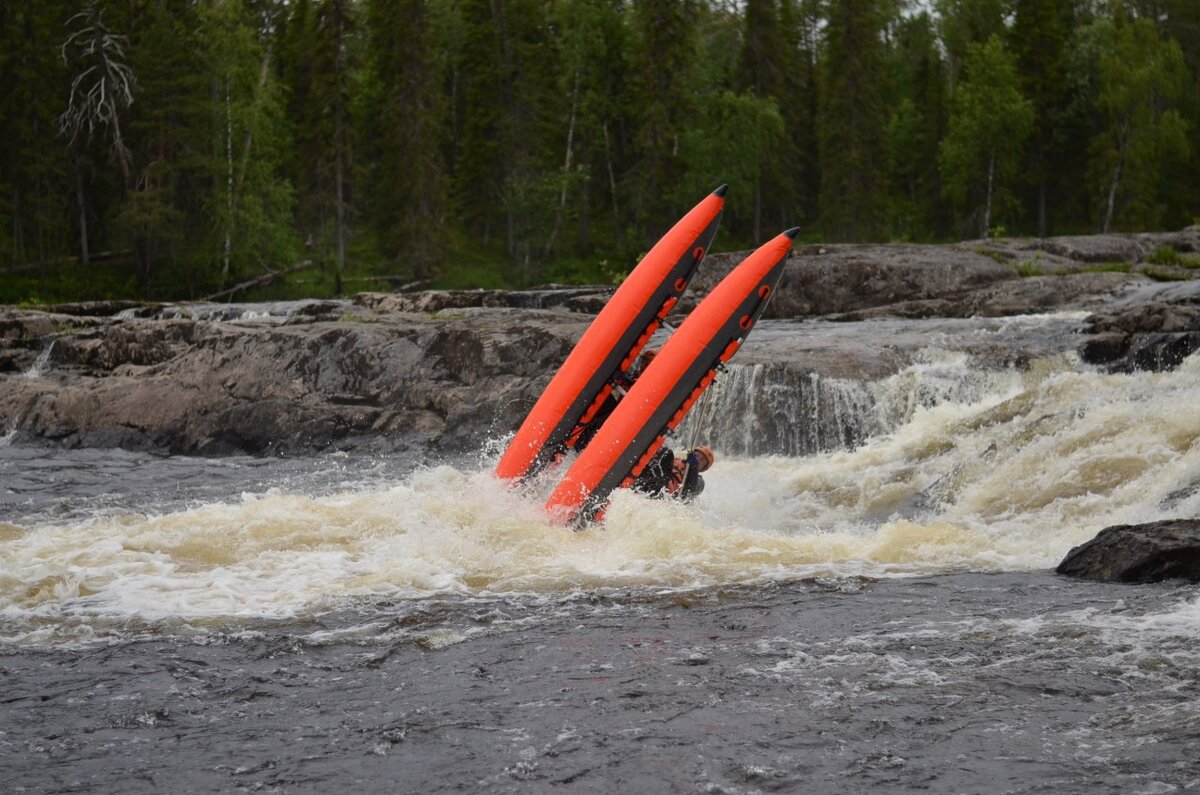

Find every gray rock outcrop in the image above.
[1056,520,1200,583]
[2,230,1198,456]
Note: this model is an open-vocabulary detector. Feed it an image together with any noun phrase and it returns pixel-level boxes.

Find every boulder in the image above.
[1056,520,1200,583]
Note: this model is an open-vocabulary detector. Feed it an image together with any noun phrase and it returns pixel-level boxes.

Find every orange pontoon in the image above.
[545,228,798,525]
[495,187,727,482]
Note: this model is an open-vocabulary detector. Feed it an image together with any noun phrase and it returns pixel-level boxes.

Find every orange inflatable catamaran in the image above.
[494,187,727,482]
[545,227,798,525]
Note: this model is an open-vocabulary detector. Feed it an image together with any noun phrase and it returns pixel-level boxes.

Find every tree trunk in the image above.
[982,152,995,239]
[235,45,272,197]
[74,161,89,266]
[1037,179,1047,238]
[334,120,346,296]
[753,177,763,244]
[544,70,579,258]
[11,188,20,273]
[223,80,233,286]
[602,121,620,247]
[1103,151,1124,234]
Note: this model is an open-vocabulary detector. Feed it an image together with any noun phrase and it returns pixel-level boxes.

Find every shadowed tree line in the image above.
[0,0,1196,303]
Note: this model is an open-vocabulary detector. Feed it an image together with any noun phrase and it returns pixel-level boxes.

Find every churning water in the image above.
[2,320,1199,792]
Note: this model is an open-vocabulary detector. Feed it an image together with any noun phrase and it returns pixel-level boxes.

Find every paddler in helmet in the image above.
[632,445,714,502]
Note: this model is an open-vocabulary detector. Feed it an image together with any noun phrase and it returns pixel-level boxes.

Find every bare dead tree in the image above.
[58,1,136,191]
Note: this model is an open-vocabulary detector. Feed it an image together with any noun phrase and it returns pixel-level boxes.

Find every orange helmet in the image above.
[691,446,714,472]
[640,347,659,365]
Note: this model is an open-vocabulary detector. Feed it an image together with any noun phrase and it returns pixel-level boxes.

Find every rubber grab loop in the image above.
[674,277,687,292]
[758,284,771,299]
[693,246,705,260]
[739,315,752,330]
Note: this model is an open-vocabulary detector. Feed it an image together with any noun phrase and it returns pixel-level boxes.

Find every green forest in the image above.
[1,0,1197,304]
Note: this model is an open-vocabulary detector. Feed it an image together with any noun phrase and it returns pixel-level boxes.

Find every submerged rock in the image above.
[1056,520,1200,583]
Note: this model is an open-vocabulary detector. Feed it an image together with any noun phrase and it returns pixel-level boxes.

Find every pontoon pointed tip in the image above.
[713,184,728,197]
[783,226,801,240]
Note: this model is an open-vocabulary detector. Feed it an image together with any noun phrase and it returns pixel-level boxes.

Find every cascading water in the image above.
[2,349,1196,634]
[677,351,1026,457]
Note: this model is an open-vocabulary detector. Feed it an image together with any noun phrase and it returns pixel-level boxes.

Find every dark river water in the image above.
[2,332,1199,793]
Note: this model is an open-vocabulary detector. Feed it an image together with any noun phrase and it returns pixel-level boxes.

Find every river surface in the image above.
[2,336,1199,793]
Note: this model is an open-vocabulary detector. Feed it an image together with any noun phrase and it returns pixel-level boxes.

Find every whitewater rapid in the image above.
[2,348,1197,637]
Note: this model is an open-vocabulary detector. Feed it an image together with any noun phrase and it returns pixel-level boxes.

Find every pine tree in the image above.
[312,0,355,292]
[940,36,1034,238]
[780,0,821,230]
[280,0,321,238]
[819,0,889,242]
[547,0,632,258]
[1012,0,1067,236]
[1,1,72,268]
[736,0,790,242]
[629,0,698,245]
[365,0,447,280]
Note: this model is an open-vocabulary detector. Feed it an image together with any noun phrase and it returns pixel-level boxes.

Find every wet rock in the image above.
[830,272,1141,321]
[1080,299,1200,373]
[686,243,1018,318]
[1056,520,1200,583]
[0,306,585,455]
[354,286,613,315]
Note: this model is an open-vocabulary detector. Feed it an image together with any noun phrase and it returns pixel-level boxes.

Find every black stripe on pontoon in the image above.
[525,211,724,478]
[574,257,788,523]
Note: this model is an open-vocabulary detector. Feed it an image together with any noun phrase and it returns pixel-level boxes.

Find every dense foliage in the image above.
[1,0,1197,302]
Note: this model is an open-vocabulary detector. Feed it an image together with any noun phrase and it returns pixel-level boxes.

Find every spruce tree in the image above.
[819,0,889,242]
[1,1,71,268]
[780,0,821,231]
[629,0,698,245]
[312,0,356,292]
[736,0,790,242]
[1012,0,1067,236]
[365,0,447,280]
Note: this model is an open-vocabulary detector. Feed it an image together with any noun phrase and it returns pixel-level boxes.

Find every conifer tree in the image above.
[736,0,790,241]
[940,36,1034,238]
[118,0,209,292]
[365,0,447,279]
[548,0,632,257]
[819,0,888,242]
[779,0,821,230]
[312,0,355,291]
[1,1,71,268]
[629,0,698,244]
[936,0,1012,92]
[280,0,321,238]
[1012,0,1067,236]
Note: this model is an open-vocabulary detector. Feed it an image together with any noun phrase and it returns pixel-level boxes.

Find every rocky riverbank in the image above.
[1,230,1198,457]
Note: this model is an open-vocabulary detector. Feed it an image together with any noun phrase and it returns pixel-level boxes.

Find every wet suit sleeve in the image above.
[631,447,675,496]
[677,468,704,502]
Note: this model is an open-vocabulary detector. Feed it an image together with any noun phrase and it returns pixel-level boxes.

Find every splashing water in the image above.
[2,351,1197,633]
[21,339,55,379]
